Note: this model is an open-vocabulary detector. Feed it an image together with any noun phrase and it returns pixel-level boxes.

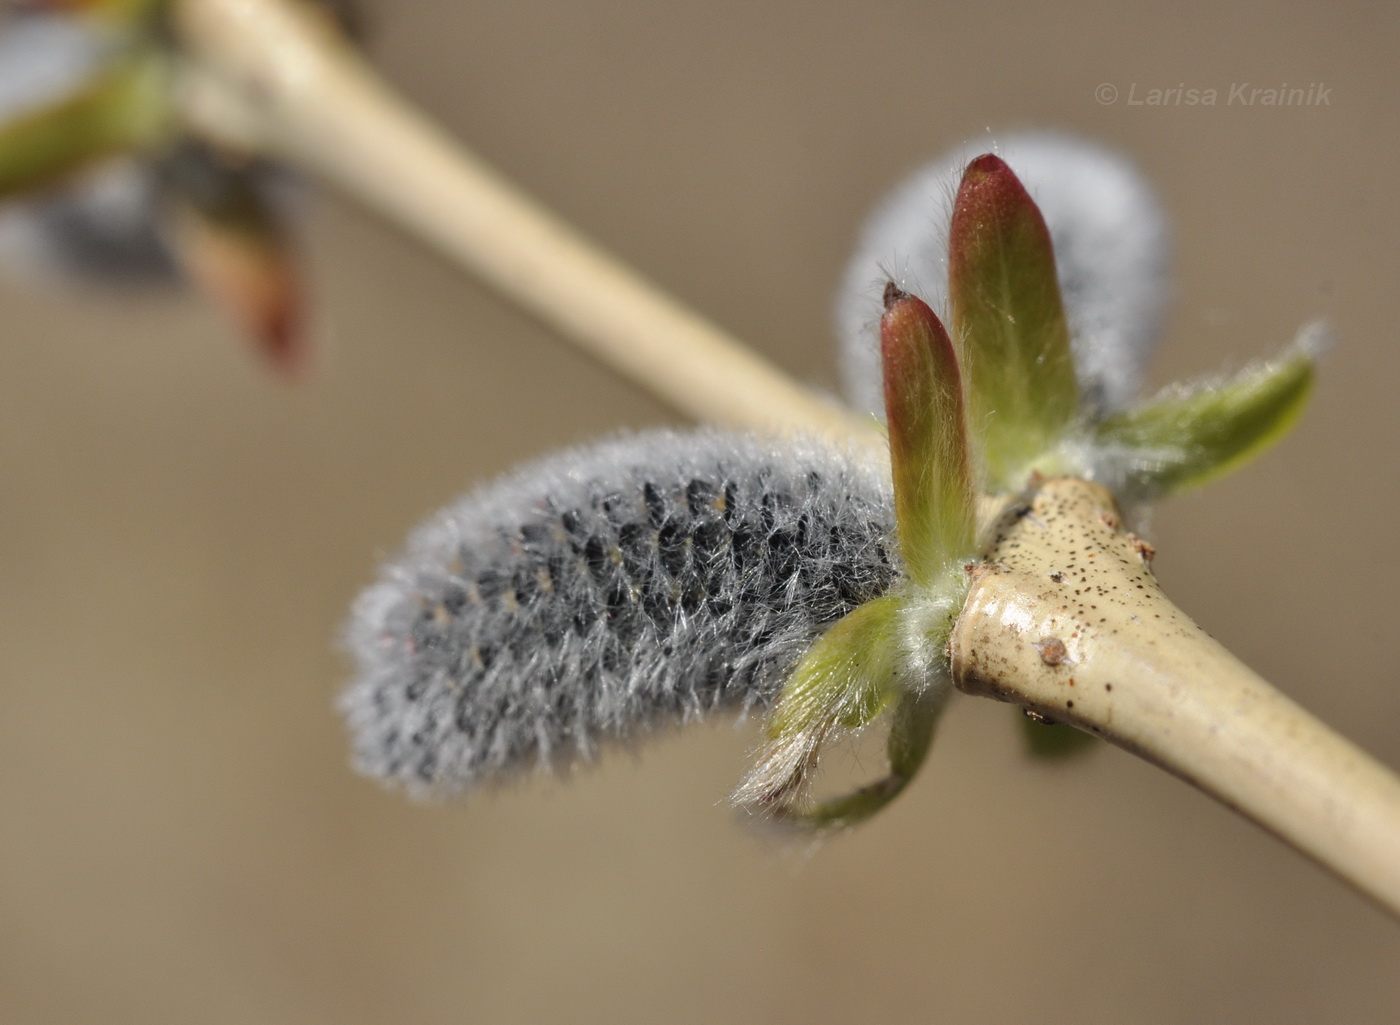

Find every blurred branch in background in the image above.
[172,0,869,441]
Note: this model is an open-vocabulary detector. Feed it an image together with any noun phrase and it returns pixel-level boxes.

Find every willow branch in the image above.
[168,0,1400,918]
[955,479,1400,915]
[169,0,873,449]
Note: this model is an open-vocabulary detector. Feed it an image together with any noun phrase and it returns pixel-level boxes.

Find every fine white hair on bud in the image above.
[836,132,1170,420]
[340,429,898,796]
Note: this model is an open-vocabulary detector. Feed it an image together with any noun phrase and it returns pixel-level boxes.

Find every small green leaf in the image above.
[734,594,906,811]
[763,594,905,746]
[880,284,976,591]
[949,154,1079,490]
[0,50,172,201]
[777,687,946,830]
[1093,337,1317,498]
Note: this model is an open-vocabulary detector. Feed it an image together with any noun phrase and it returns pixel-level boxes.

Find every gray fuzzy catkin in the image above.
[836,132,1170,419]
[341,429,898,795]
[0,160,176,283]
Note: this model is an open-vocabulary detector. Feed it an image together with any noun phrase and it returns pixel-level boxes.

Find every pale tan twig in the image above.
[955,479,1400,916]
[170,0,873,449]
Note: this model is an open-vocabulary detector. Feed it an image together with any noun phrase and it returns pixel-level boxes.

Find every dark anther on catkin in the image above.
[340,429,898,795]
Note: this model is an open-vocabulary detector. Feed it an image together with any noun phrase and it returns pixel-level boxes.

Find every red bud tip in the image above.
[882,281,910,311]
[952,153,1045,240]
[963,152,1012,179]
[169,203,313,382]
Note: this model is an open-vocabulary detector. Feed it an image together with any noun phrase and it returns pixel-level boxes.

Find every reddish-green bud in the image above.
[880,283,976,590]
[949,154,1079,489]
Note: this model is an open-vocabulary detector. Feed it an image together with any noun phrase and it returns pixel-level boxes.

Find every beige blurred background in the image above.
[3,2,1399,1022]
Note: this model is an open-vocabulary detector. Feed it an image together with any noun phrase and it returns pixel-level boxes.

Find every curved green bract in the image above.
[1094,343,1316,498]
[737,587,960,830]
[775,688,946,830]
[764,594,906,743]
[735,594,927,818]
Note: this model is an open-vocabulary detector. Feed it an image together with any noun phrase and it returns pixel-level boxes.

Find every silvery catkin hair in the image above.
[341,429,898,795]
[0,161,176,282]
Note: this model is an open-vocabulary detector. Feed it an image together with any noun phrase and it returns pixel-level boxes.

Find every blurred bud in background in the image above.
[0,0,359,377]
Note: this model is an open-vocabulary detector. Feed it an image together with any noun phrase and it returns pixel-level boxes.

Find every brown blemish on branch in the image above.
[1127,533,1156,567]
[1035,637,1070,666]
